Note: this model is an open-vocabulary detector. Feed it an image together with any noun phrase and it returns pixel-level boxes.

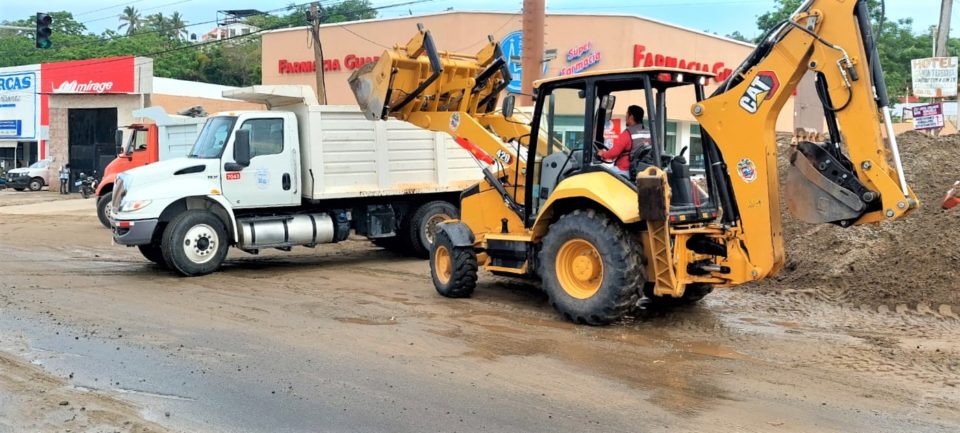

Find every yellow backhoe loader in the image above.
[349,0,918,324]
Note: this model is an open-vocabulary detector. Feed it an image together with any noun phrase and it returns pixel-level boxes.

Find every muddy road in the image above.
[0,192,957,433]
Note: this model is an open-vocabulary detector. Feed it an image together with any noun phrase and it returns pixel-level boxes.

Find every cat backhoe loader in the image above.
[349,0,918,324]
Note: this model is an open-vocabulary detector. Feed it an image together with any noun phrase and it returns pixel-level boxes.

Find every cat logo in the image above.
[738,71,780,114]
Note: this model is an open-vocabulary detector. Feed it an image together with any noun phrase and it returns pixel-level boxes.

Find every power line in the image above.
[85,0,197,24]
[32,0,439,74]
[75,0,150,17]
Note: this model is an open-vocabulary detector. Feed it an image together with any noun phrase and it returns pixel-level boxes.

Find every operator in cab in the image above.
[597,105,651,176]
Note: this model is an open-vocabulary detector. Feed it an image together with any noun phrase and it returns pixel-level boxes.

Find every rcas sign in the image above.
[0,68,39,140]
[278,54,379,75]
[633,45,733,84]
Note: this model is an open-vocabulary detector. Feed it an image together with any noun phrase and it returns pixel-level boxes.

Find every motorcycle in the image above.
[76,172,98,199]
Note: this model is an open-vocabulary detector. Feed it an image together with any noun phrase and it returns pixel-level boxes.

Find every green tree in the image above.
[118,6,142,36]
[168,12,189,41]
[727,30,750,43]
[323,0,377,23]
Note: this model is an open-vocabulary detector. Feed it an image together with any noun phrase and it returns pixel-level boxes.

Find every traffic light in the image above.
[35,13,52,49]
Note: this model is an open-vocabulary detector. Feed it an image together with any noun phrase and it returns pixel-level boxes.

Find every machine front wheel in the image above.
[137,243,167,268]
[539,209,644,325]
[430,230,477,298]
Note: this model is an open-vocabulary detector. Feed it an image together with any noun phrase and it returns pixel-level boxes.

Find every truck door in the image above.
[221,116,300,209]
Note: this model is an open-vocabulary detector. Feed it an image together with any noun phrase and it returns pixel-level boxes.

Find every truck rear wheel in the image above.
[96,192,113,228]
[28,178,43,191]
[137,243,167,268]
[407,200,458,258]
[161,210,229,276]
[539,209,643,325]
[430,230,477,298]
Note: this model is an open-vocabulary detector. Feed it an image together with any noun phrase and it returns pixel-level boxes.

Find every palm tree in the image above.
[168,12,188,40]
[148,13,168,37]
[117,6,142,36]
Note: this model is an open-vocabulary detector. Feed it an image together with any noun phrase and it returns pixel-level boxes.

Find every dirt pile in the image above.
[761,131,960,307]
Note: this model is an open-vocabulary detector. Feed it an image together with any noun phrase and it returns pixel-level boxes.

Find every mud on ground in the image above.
[764,131,960,308]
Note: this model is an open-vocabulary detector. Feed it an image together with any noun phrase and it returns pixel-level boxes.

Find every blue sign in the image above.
[0,70,38,140]
[501,31,549,94]
[0,120,22,138]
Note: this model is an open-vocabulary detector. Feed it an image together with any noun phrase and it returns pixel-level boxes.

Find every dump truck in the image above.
[349,0,918,324]
[110,85,480,275]
[96,107,207,228]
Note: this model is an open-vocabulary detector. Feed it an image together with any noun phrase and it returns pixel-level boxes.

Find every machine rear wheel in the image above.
[642,283,713,307]
[539,209,644,325]
[430,230,477,298]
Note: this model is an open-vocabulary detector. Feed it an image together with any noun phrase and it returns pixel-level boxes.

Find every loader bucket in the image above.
[348,60,393,121]
[348,24,511,122]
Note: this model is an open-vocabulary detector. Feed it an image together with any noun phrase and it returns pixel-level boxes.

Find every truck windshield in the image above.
[188,116,237,158]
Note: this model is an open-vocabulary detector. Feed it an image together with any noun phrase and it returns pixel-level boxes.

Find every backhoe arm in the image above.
[695,0,918,281]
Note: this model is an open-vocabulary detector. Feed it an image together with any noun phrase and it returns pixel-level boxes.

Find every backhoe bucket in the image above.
[347,24,510,122]
[785,141,873,225]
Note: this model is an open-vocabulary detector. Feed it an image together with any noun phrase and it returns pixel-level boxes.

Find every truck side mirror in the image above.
[115,130,124,155]
[601,95,616,124]
[233,129,251,168]
[501,95,516,118]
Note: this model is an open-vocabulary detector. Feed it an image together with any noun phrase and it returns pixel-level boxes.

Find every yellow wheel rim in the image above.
[435,245,452,284]
[555,239,603,299]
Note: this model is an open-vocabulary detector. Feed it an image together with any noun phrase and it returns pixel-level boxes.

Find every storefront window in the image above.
[664,121,678,155]
[689,124,704,171]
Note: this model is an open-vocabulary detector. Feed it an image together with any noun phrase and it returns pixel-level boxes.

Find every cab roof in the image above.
[534,67,716,88]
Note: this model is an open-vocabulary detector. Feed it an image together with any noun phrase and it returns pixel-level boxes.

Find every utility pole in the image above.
[309,2,327,104]
[935,0,953,57]
[520,0,545,105]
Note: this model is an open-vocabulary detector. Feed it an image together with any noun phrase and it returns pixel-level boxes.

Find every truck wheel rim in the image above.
[556,239,603,299]
[183,224,218,264]
[434,245,452,284]
[105,202,113,218]
[424,213,451,245]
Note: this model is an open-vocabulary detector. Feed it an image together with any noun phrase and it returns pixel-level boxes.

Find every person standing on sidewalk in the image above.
[59,164,70,194]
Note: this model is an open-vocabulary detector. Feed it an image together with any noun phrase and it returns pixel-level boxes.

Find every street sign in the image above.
[911,57,958,98]
[911,103,945,130]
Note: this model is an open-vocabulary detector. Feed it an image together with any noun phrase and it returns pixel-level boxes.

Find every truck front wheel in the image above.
[96,192,113,228]
[161,210,229,276]
[28,178,43,191]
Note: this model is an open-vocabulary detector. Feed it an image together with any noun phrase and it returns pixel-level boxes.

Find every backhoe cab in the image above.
[349,0,918,325]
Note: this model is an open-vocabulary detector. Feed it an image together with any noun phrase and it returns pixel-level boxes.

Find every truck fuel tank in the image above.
[238,213,335,250]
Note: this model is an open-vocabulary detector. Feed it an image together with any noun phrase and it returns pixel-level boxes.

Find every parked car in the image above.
[5,160,51,191]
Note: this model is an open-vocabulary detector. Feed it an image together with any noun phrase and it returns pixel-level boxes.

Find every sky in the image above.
[1,0,955,43]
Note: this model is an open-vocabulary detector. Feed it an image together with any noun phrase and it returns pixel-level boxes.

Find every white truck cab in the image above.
[112,85,479,276]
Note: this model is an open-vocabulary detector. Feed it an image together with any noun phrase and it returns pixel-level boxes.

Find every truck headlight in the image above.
[119,199,152,212]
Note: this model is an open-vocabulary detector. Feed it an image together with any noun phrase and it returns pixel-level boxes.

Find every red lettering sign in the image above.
[41,56,136,94]
[633,45,733,84]
[226,172,241,180]
[278,55,377,75]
